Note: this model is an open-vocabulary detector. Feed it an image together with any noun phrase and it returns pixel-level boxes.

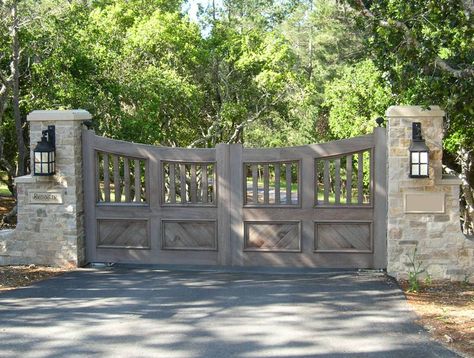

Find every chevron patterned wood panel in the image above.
[97,219,149,248]
[315,223,371,252]
[244,222,300,251]
[162,221,217,250]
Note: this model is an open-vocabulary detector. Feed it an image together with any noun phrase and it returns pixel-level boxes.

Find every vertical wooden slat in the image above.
[263,164,269,204]
[124,158,130,202]
[285,162,292,204]
[314,160,318,205]
[190,164,197,203]
[134,159,141,202]
[358,152,364,204]
[169,163,176,204]
[275,163,280,204]
[103,154,110,202]
[323,160,329,204]
[252,164,258,203]
[346,154,352,204]
[209,165,215,203]
[335,158,341,205]
[96,152,101,201]
[202,164,208,203]
[180,163,187,203]
[113,155,121,203]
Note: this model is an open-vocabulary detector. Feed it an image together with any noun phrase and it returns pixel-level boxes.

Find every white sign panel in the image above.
[28,190,64,204]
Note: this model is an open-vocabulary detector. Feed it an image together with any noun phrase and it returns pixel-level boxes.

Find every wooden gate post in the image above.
[216,143,231,265]
[373,125,387,269]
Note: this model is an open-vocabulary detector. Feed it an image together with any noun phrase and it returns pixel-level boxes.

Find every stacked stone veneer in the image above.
[0,110,91,267]
[387,106,474,281]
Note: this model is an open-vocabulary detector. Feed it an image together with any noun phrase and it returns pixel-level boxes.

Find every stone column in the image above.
[0,110,91,267]
[386,106,474,281]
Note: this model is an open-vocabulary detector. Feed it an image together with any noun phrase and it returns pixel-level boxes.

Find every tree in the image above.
[346,0,474,233]
[322,59,392,139]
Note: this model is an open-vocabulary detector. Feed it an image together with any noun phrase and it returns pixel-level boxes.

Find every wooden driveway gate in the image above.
[83,127,387,268]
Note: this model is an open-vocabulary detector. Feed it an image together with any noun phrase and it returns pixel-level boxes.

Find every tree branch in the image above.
[352,0,474,79]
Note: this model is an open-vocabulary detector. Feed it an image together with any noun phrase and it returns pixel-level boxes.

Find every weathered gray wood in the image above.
[124,157,131,202]
[373,127,387,268]
[335,158,341,205]
[96,152,101,201]
[229,144,244,265]
[242,134,374,161]
[252,164,258,204]
[134,159,141,202]
[216,143,231,265]
[314,160,319,205]
[263,164,269,204]
[84,128,383,270]
[244,222,300,252]
[98,219,149,248]
[274,163,280,204]
[180,163,187,203]
[315,222,371,252]
[103,153,110,202]
[285,163,292,205]
[358,152,364,204]
[190,164,197,203]
[323,160,330,204]
[82,129,97,263]
[162,220,216,250]
[201,164,208,203]
[169,163,176,204]
[112,155,121,203]
[209,165,216,204]
[346,154,352,204]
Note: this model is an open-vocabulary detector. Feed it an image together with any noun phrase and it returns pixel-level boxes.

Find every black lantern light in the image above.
[33,125,55,176]
[409,122,429,178]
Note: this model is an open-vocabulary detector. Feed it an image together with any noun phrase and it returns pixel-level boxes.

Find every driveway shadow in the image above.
[0,268,459,357]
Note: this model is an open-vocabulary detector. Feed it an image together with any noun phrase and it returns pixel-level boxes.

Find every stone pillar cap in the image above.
[386,105,445,118]
[27,110,92,122]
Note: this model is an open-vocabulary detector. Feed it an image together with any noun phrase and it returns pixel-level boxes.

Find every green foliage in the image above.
[322,60,393,139]
[353,0,474,154]
[407,246,425,293]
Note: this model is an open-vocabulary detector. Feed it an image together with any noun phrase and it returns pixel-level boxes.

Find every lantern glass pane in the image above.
[41,163,49,173]
[51,162,55,173]
[420,152,428,163]
[420,164,428,176]
[35,152,41,163]
[41,152,48,162]
[411,152,419,163]
[51,152,55,161]
[35,163,41,174]
[411,165,419,176]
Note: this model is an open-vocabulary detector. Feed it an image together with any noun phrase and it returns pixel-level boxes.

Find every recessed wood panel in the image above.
[97,219,149,249]
[244,221,300,252]
[315,222,372,252]
[162,220,217,250]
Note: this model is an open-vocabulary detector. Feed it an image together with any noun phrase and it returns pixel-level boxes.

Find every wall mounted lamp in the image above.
[33,125,56,176]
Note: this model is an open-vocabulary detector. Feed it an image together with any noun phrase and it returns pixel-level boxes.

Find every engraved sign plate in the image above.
[404,192,445,213]
[28,190,64,204]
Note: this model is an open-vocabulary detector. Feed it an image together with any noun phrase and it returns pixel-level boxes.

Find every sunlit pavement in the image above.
[0,268,459,357]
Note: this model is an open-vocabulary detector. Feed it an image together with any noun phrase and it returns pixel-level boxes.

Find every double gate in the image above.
[83,127,387,268]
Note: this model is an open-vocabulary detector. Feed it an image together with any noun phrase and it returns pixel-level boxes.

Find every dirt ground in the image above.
[0,265,68,291]
[400,280,474,357]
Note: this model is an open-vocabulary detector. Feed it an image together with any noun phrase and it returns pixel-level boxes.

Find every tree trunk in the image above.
[11,0,27,177]
[458,148,474,235]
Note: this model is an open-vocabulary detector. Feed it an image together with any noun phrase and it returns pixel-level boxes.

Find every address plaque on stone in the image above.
[28,190,64,204]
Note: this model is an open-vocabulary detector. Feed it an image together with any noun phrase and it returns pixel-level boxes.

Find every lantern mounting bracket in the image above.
[43,125,55,149]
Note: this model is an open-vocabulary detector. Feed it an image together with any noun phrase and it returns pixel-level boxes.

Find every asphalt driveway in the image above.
[0,267,460,358]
